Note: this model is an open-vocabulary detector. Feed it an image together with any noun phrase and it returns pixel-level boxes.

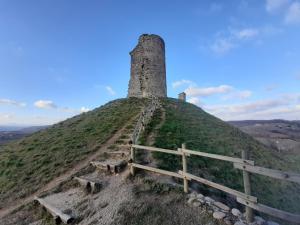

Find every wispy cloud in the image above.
[233,28,260,40]
[105,86,116,95]
[34,100,57,109]
[183,82,252,106]
[266,0,290,13]
[210,38,236,55]
[186,85,233,97]
[210,27,261,55]
[222,90,252,100]
[187,97,202,106]
[80,107,90,113]
[34,100,90,115]
[203,94,300,120]
[172,79,194,88]
[0,98,26,107]
[285,1,300,24]
[265,0,300,25]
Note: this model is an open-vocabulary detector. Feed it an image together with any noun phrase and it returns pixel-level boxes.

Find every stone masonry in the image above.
[128,34,167,98]
[178,92,186,102]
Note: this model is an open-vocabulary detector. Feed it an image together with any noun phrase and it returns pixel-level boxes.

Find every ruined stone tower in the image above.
[127,34,167,98]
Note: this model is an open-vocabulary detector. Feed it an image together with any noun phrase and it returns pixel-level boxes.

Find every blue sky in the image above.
[0,0,300,125]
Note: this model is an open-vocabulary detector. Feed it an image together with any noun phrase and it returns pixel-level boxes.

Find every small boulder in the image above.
[189,192,197,198]
[204,196,215,203]
[198,198,205,204]
[231,208,242,217]
[187,197,197,205]
[214,201,230,212]
[193,201,201,207]
[213,211,226,220]
[197,193,204,199]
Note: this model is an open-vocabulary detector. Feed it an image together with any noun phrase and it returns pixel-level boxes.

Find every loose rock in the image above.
[231,208,242,217]
[214,201,230,212]
[204,196,215,203]
[213,211,226,220]
[197,193,204,199]
[189,192,197,198]
[187,197,197,205]
[193,201,201,207]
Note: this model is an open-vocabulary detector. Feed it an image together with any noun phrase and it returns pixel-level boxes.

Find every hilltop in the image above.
[0,98,299,224]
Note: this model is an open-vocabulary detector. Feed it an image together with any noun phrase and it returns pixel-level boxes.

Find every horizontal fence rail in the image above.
[178,170,257,203]
[178,148,255,165]
[130,144,300,224]
[233,163,300,184]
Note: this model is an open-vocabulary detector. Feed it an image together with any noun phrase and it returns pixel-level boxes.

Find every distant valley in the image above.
[0,126,48,145]
[229,120,300,154]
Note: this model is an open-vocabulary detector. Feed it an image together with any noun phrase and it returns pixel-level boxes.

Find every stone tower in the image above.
[178,92,186,102]
[128,34,167,98]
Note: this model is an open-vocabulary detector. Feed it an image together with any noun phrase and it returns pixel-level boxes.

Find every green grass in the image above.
[0,98,145,208]
[1,97,299,222]
[143,98,300,216]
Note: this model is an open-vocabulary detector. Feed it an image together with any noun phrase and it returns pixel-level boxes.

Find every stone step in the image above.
[105,151,130,158]
[74,176,101,194]
[90,160,127,174]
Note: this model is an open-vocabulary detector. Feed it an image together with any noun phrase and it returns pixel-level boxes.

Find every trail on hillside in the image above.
[0,118,137,219]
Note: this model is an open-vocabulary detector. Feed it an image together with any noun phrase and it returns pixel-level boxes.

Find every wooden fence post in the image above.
[130,145,135,176]
[182,143,188,193]
[242,149,254,223]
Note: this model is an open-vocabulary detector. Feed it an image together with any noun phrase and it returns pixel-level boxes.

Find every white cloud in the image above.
[172,80,194,88]
[222,90,252,100]
[187,97,201,105]
[210,38,236,55]
[285,1,300,24]
[105,86,116,95]
[0,98,26,107]
[233,28,260,40]
[210,27,261,55]
[202,95,300,120]
[185,85,233,97]
[266,0,290,13]
[80,107,90,113]
[34,100,57,109]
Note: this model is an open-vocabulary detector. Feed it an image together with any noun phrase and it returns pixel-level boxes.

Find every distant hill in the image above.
[0,126,48,145]
[229,120,300,154]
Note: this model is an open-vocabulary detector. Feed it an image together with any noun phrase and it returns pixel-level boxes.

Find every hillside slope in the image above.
[0,98,146,209]
[140,98,300,215]
[1,97,299,224]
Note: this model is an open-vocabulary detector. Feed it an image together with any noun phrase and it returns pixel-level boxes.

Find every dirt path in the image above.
[0,119,135,219]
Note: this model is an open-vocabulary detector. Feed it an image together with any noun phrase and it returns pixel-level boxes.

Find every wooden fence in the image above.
[129,144,300,224]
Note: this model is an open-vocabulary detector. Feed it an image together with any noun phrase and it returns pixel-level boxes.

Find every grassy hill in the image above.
[0,97,299,220]
[0,98,146,209]
[140,98,300,216]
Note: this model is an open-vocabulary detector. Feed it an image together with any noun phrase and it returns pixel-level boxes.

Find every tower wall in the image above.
[128,34,167,98]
